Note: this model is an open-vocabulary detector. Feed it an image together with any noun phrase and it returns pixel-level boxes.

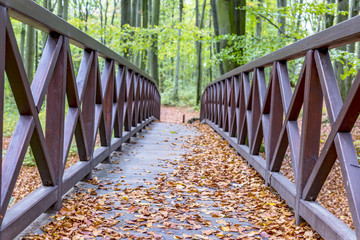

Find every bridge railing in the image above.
[201,16,360,240]
[0,0,160,238]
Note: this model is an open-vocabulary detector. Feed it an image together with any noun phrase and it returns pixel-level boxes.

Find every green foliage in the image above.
[5,0,360,168]
[331,49,360,80]
[214,34,289,65]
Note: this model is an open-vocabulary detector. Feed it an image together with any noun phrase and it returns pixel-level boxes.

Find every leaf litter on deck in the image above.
[23,123,321,239]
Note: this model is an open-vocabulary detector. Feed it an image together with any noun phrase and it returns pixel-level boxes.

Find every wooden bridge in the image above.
[0,0,359,239]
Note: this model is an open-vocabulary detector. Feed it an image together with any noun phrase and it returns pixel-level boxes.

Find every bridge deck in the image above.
[19,122,267,239]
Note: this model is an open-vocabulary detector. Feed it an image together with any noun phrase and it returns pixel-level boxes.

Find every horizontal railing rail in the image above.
[201,16,360,240]
[0,0,160,239]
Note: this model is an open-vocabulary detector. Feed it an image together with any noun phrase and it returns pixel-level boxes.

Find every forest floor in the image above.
[160,105,200,123]
[7,106,356,239]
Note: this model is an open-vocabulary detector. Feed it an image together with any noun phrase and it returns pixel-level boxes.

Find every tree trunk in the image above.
[121,0,131,58]
[135,0,142,65]
[196,0,207,105]
[136,0,142,27]
[149,0,152,25]
[20,23,26,59]
[346,0,358,94]
[25,24,35,82]
[233,0,246,36]
[216,0,236,72]
[111,0,119,25]
[63,0,69,20]
[277,0,286,36]
[121,0,131,26]
[100,1,104,43]
[210,0,225,75]
[233,0,246,64]
[174,0,183,102]
[85,0,90,32]
[334,0,349,99]
[105,0,109,44]
[131,0,138,26]
[141,0,148,70]
[256,0,262,37]
[209,9,213,84]
[325,0,336,28]
[150,0,160,86]
[57,0,63,18]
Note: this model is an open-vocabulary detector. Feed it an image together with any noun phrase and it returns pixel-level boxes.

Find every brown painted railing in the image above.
[201,17,360,240]
[0,0,160,238]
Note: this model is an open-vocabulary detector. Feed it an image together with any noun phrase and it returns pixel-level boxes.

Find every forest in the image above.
[2,1,359,236]
[8,0,360,109]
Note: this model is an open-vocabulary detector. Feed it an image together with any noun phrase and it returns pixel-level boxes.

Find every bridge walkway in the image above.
[19,122,266,239]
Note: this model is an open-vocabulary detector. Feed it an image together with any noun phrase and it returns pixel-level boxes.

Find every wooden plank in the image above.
[335,133,360,238]
[1,186,58,240]
[45,37,66,183]
[299,200,356,240]
[100,60,114,146]
[296,50,323,224]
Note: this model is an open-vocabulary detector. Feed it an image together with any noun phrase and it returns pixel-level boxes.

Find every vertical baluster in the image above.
[267,62,284,169]
[238,72,250,145]
[45,36,67,209]
[124,69,133,132]
[296,50,323,224]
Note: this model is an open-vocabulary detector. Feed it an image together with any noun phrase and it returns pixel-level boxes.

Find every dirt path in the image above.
[160,105,199,123]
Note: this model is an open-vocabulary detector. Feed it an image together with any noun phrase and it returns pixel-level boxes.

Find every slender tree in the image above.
[346,0,359,91]
[20,23,26,59]
[233,0,246,64]
[135,0,142,66]
[131,0,138,26]
[141,0,149,70]
[57,0,63,18]
[256,0,262,37]
[104,0,109,44]
[150,0,160,86]
[121,0,131,58]
[216,0,236,72]
[196,0,207,105]
[325,0,336,28]
[121,0,131,26]
[334,0,349,99]
[25,24,35,82]
[63,0,69,20]
[100,1,104,43]
[277,0,286,36]
[210,0,224,75]
[233,0,246,36]
[111,0,119,25]
[173,0,183,102]
[84,0,90,32]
